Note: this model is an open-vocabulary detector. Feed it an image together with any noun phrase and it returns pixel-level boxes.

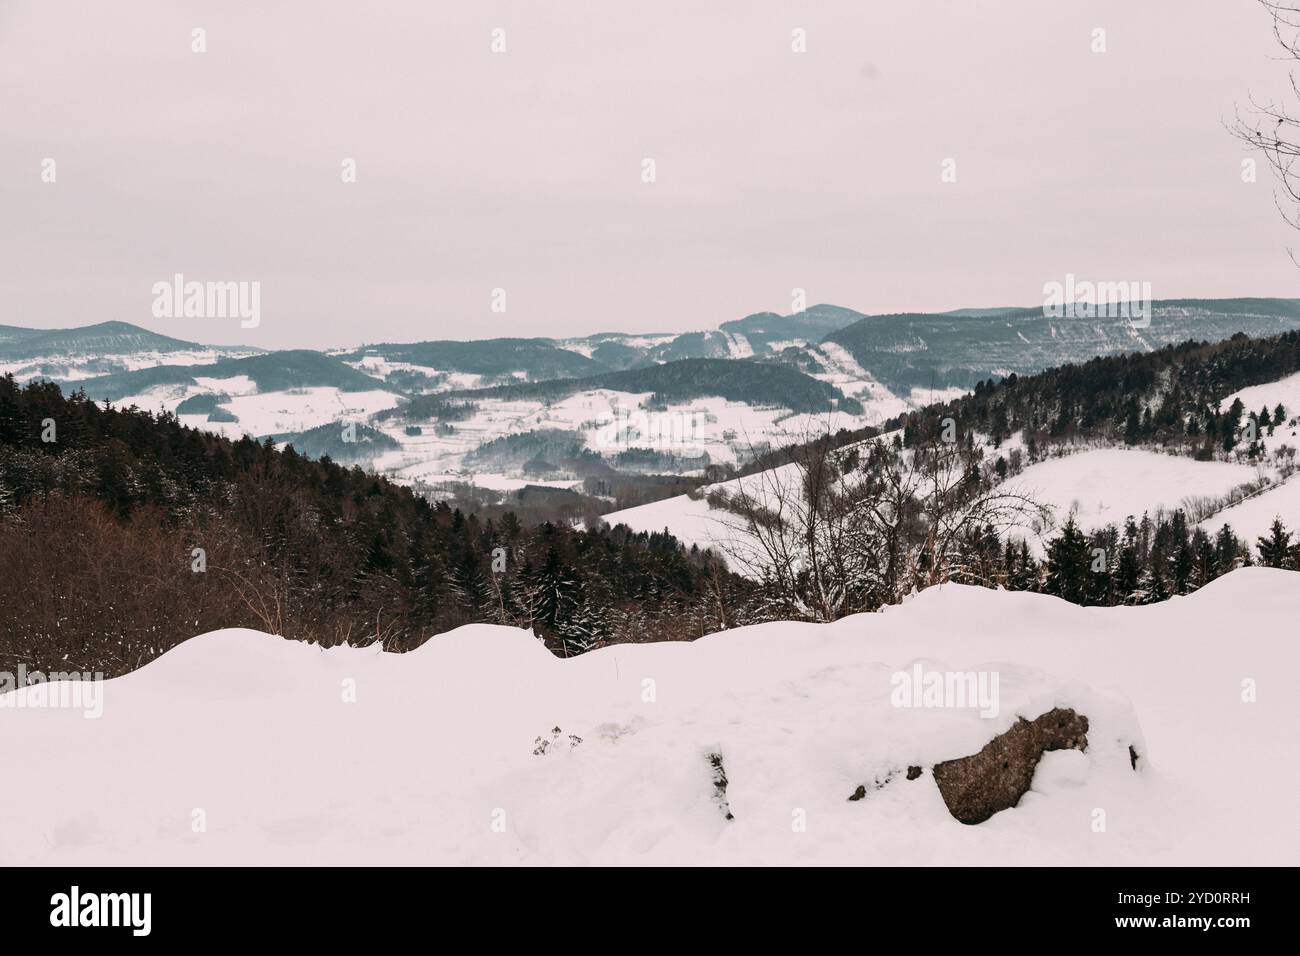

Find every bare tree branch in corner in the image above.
[1231,1,1300,262]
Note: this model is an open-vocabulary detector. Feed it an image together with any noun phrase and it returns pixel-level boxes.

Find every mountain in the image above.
[0,320,223,361]
[720,303,866,341]
[820,298,1300,396]
[339,305,870,383]
[0,320,264,387]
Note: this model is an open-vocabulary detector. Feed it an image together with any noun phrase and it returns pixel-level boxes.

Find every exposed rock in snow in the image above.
[933,707,1095,825]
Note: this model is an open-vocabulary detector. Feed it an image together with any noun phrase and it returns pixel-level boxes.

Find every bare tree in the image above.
[714,425,1048,621]
[1231,1,1300,260]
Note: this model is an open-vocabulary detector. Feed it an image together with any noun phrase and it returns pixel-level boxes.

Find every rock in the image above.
[906,765,922,780]
[931,708,1089,825]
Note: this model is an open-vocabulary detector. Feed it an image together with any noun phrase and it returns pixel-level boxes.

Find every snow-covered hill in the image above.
[1012,448,1261,539]
[1198,478,1300,543]
[3,568,1294,865]
[605,439,1288,559]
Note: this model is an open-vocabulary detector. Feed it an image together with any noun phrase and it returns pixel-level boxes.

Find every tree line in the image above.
[0,376,759,676]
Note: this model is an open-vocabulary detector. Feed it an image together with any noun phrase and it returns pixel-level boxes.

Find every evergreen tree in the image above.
[1257,517,1295,569]
[1114,533,1142,602]
[1044,517,1090,604]
[1214,523,1241,570]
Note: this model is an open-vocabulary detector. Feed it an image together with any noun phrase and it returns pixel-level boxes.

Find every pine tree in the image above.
[1115,538,1142,602]
[1169,511,1194,594]
[1044,517,1090,604]
[1008,541,1039,591]
[1136,560,1170,604]
[1214,523,1241,571]
[1257,517,1295,569]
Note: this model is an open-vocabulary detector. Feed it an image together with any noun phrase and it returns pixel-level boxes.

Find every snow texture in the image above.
[3,568,1295,865]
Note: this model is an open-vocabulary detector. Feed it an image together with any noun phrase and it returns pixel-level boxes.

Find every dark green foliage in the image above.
[272,422,401,462]
[886,330,1300,459]
[375,396,477,423]
[175,392,232,415]
[1257,517,1299,570]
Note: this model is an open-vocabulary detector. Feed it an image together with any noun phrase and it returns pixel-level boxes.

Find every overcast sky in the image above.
[2,0,1298,349]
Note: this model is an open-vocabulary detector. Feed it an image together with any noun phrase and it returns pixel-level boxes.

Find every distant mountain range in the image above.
[6,297,1300,485]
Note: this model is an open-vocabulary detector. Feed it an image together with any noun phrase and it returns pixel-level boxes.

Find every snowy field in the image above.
[371,393,868,487]
[112,381,404,439]
[3,568,1296,865]
[1013,448,1261,534]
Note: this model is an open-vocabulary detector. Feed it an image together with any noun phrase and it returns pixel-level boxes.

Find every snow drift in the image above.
[2,568,1297,865]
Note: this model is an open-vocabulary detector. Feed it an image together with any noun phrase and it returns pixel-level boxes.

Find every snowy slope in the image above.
[1198,477,1300,542]
[1013,448,1260,535]
[604,457,808,561]
[3,568,1296,865]
[607,444,1265,559]
[1221,369,1300,425]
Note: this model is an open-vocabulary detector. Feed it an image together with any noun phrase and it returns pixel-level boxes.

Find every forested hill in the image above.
[0,375,756,677]
[337,337,607,379]
[899,329,1300,455]
[446,357,859,413]
[0,320,220,360]
[70,349,387,403]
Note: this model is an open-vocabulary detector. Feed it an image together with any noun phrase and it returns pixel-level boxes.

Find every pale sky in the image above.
[2,0,1298,349]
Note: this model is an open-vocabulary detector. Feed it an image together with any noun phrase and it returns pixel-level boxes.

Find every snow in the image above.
[372,392,872,487]
[1222,370,1300,424]
[724,332,754,359]
[4,568,1296,865]
[0,348,259,383]
[907,385,970,406]
[219,388,401,436]
[1013,448,1259,536]
[115,383,403,438]
[807,342,914,421]
[604,455,814,562]
[1198,476,1300,542]
[605,492,729,551]
[607,442,1269,563]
